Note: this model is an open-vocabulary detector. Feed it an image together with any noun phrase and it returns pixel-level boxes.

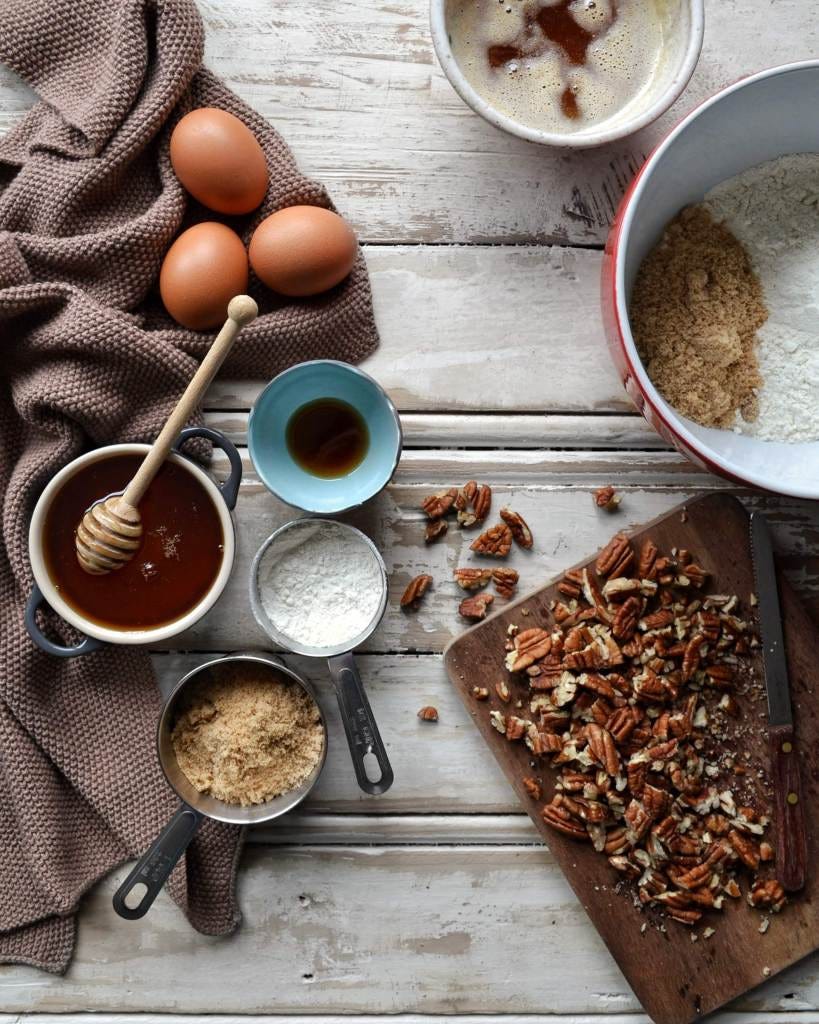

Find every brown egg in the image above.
[159,222,249,330]
[170,108,268,215]
[248,206,358,297]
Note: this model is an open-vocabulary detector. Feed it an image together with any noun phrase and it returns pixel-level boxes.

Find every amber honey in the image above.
[286,398,369,478]
[43,454,224,630]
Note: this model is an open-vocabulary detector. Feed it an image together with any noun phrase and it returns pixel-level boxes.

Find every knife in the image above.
[750,511,807,892]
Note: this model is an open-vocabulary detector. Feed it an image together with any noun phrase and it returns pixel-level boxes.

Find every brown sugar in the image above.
[630,204,767,429]
[171,664,324,806]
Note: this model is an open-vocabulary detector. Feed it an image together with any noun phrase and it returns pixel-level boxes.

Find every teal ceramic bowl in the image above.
[248,360,403,514]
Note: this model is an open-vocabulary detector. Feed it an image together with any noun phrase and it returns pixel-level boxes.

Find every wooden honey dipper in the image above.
[76,295,258,575]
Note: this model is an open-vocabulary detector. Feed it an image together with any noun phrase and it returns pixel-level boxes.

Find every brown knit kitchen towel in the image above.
[0,0,378,973]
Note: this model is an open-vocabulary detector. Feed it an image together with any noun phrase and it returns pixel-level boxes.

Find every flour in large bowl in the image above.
[704,153,819,442]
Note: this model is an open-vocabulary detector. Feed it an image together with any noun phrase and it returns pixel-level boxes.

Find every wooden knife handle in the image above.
[769,722,807,892]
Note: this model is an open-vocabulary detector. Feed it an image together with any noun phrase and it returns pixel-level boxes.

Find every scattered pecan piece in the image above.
[459,592,494,621]
[417,706,438,722]
[471,522,513,558]
[499,506,533,549]
[748,879,786,912]
[594,485,621,511]
[424,519,448,544]
[422,488,457,520]
[522,776,542,800]
[400,574,433,609]
[472,686,489,701]
[454,567,492,590]
[493,567,519,598]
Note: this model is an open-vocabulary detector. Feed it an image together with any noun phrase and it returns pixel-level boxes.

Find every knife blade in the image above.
[750,511,807,892]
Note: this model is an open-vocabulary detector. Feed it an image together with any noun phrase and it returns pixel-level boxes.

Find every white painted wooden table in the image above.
[3,2,819,1023]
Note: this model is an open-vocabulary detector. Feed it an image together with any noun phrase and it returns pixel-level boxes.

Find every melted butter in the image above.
[448,0,667,134]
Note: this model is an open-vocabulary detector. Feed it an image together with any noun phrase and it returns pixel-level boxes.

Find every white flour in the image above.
[704,153,819,442]
[258,520,384,650]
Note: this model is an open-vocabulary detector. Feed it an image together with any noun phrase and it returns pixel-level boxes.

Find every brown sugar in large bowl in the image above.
[26,427,241,656]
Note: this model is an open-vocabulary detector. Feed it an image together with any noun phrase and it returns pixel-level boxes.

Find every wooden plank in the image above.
[6,1016,819,1024]
[249,813,540,845]
[2,846,817,1015]
[205,245,628,415]
[445,494,819,1024]
[204,410,666,451]
[152,652,520,813]
[160,450,819,652]
[3,2,817,244]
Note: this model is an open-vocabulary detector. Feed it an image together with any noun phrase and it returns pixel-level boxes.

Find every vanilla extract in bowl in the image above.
[285,397,370,478]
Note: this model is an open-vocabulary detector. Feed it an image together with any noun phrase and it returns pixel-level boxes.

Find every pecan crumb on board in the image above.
[474,528,785,930]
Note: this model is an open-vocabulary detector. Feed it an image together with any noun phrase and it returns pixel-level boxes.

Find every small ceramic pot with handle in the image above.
[26,426,241,657]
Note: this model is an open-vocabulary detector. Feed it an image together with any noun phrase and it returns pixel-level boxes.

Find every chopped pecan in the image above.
[728,829,760,871]
[417,706,438,722]
[400,574,433,609]
[454,567,492,590]
[459,592,494,621]
[472,686,489,701]
[522,776,542,800]
[594,485,621,511]
[495,680,510,703]
[603,577,641,602]
[506,716,527,741]
[493,567,519,599]
[748,879,786,912]
[424,519,448,544]
[499,506,534,550]
[471,523,513,558]
[682,563,708,587]
[422,488,457,520]
[682,633,707,681]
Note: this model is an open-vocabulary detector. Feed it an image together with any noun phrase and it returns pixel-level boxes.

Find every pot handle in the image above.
[173,426,242,511]
[25,584,104,658]
[327,652,394,795]
[113,805,204,920]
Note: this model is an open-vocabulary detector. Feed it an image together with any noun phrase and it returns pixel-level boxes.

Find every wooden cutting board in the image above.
[444,494,818,1024]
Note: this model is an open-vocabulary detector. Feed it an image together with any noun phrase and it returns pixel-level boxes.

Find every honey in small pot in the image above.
[43,453,224,631]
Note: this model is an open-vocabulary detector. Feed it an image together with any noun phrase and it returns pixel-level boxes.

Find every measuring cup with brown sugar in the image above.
[250,518,394,796]
[113,652,327,920]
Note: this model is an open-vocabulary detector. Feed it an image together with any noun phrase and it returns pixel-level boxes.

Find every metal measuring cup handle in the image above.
[327,652,393,795]
[112,805,204,919]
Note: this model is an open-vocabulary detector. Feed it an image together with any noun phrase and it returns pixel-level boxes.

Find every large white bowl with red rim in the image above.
[603,60,819,498]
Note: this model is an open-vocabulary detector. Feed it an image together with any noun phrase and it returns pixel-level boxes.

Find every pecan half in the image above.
[471,523,513,557]
[493,567,519,598]
[422,488,457,520]
[454,567,492,590]
[457,482,491,528]
[459,592,494,621]
[506,627,552,673]
[612,595,642,640]
[400,574,432,609]
[500,506,533,549]
[637,538,659,580]
[595,533,634,578]
[417,706,438,722]
[542,800,589,840]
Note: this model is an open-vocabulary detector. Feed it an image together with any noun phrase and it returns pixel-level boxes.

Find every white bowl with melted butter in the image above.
[431,0,703,147]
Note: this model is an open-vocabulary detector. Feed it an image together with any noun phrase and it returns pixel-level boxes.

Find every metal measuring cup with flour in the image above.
[250,518,393,794]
